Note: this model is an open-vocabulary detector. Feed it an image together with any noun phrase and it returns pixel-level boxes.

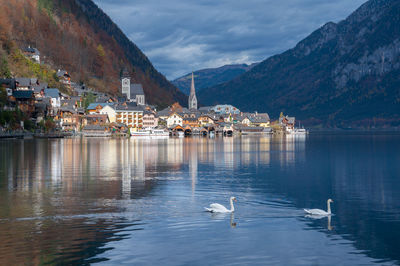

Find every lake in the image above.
[0,134,399,265]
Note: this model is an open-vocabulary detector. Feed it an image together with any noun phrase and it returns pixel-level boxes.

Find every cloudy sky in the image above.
[94,0,367,80]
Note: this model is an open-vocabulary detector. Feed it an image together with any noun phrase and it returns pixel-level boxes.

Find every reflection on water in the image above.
[0,134,399,265]
[305,215,333,231]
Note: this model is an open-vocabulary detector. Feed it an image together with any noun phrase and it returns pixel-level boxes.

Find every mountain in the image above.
[0,0,186,107]
[198,0,400,128]
[172,63,257,95]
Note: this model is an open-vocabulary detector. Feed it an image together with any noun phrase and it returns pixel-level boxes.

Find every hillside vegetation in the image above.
[0,0,186,106]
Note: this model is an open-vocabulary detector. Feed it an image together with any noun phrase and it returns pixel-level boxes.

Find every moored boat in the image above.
[130,129,169,137]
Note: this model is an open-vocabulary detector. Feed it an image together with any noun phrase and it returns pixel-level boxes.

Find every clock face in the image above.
[123,79,129,85]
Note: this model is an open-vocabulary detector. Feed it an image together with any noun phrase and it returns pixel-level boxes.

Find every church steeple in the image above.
[188,72,198,110]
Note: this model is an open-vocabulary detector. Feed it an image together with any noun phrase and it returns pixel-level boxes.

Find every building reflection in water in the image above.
[0,136,307,265]
[1,136,307,198]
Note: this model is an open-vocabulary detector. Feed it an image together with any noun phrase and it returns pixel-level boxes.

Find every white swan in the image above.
[304,199,333,216]
[205,197,237,213]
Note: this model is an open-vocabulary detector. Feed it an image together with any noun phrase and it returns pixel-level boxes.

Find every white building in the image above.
[167,112,183,128]
[44,88,61,108]
[115,105,144,129]
[100,105,117,123]
[24,46,40,63]
[143,111,158,129]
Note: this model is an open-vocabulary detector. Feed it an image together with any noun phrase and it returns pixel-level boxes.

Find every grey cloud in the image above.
[94,0,367,79]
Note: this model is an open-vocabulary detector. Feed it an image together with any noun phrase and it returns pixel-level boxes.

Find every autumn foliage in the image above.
[0,0,186,106]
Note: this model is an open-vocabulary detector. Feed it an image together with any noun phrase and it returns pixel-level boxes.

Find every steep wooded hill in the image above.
[0,0,186,106]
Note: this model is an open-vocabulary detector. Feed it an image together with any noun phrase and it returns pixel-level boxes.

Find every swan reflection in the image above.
[209,212,237,228]
[305,214,333,231]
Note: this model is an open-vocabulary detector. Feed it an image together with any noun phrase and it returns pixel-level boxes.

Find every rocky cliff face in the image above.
[198,0,400,127]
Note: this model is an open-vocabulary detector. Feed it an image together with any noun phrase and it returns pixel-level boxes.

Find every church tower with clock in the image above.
[121,68,131,99]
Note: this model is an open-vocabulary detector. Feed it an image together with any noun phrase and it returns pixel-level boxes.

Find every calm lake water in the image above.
[0,134,399,265]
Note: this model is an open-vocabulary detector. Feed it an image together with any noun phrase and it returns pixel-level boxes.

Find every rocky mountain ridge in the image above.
[172,63,257,95]
[198,0,400,127]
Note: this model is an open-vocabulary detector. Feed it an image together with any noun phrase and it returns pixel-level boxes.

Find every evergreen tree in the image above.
[0,57,11,78]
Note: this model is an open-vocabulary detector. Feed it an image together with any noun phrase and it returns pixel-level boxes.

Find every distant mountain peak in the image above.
[172,63,258,95]
[198,0,400,128]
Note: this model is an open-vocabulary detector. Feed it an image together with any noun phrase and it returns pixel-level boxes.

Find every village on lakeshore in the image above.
[0,46,307,139]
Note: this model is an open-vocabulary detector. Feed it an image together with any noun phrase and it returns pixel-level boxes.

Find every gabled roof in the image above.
[143,110,155,115]
[57,70,70,78]
[130,84,144,96]
[279,116,295,124]
[234,115,249,122]
[198,106,212,112]
[157,107,172,117]
[13,90,33,99]
[115,103,143,112]
[168,112,183,119]
[0,79,16,90]
[60,107,76,114]
[87,102,112,110]
[100,104,116,111]
[38,97,51,105]
[249,114,270,123]
[24,47,40,55]
[44,88,60,98]
[61,99,76,106]
[183,117,198,122]
[15,77,31,87]
[32,83,47,93]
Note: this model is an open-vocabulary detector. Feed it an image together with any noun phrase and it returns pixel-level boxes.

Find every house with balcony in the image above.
[115,104,144,129]
[59,107,81,132]
[83,114,109,126]
[87,102,113,114]
[143,111,158,129]
[198,115,216,126]
[182,117,199,128]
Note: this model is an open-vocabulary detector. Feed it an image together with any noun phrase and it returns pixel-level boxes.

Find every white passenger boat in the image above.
[291,128,308,135]
[151,129,170,137]
[131,129,169,137]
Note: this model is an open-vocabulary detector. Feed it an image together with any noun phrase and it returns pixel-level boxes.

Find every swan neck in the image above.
[230,199,235,212]
[327,201,331,214]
